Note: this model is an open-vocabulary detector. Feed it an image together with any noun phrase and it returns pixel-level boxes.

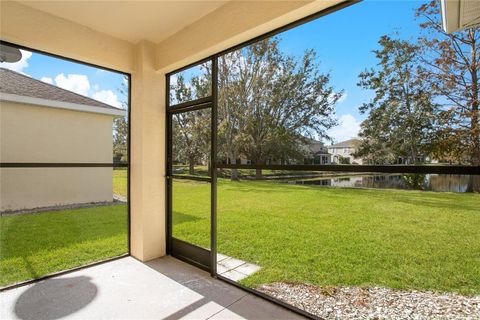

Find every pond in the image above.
[289,174,480,193]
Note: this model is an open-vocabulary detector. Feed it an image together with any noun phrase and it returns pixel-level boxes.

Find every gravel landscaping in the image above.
[258,282,480,320]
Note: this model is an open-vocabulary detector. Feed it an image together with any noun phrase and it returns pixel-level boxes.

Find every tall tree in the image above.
[171,74,210,175]
[172,39,340,180]
[218,38,340,179]
[416,0,479,166]
[356,36,437,164]
[113,116,128,162]
[217,51,246,180]
[113,75,129,162]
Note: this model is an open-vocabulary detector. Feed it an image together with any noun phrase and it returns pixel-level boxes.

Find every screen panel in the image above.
[0,42,129,287]
[169,61,212,106]
[171,108,212,178]
[172,179,211,250]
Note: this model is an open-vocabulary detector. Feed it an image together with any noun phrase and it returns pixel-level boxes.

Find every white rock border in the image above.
[258,282,480,320]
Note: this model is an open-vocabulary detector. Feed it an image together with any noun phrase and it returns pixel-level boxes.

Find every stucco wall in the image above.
[0,101,115,211]
[0,168,113,211]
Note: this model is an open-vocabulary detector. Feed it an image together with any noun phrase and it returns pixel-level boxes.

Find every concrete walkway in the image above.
[217,254,261,282]
[0,256,305,320]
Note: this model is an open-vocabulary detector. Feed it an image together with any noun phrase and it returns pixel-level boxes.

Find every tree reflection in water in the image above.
[293,174,479,193]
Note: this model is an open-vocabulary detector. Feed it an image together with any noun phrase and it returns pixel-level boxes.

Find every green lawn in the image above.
[173,179,480,295]
[113,168,128,197]
[0,205,127,287]
[2,171,479,296]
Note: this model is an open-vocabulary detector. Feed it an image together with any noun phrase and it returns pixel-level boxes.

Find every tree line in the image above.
[171,39,341,179]
[356,0,479,166]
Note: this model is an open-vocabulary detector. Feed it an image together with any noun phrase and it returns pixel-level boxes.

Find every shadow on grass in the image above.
[20,257,40,280]
[172,211,202,225]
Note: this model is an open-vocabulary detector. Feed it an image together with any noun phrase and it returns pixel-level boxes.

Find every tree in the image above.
[217,51,246,180]
[337,155,351,165]
[218,38,341,179]
[416,0,480,166]
[171,74,211,175]
[171,38,340,180]
[113,116,128,162]
[356,36,437,164]
[113,75,129,163]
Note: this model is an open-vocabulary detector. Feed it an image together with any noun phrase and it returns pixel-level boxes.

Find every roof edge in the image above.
[0,67,121,111]
[0,93,125,117]
[328,138,361,148]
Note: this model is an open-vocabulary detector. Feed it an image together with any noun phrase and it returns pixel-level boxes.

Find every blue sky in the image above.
[277,0,426,142]
[1,0,428,143]
[0,48,127,110]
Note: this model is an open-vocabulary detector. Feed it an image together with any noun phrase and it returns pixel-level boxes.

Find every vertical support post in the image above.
[165,74,172,255]
[127,75,132,254]
[130,41,166,260]
[210,56,218,277]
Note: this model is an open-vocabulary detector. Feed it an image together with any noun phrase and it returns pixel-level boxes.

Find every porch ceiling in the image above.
[2,0,347,72]
[17,1,231,44]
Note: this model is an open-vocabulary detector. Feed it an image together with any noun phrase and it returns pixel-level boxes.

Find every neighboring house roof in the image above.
[0,68,124,116]
[329,138,361,149]
[302,138,329,155]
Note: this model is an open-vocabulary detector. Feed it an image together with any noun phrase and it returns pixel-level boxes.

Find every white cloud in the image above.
[54,73,91,96]
[48,73,123,108]
[93,90,122,108]
[328,113,361,143]
[327,91,347,105]
[40,77,53,84]
[95,69,107,76]
[0,49,33,75]
[170,74,178,85]
[337,92,347,103]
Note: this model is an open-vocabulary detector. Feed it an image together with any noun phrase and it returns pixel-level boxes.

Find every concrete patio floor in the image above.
[0,256,305,320]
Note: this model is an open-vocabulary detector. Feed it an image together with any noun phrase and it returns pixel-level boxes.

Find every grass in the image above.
[0,171,128,286]
[0,206,127,287]
[172,179,480,295]
[113,168,128,197]
[2,170,479,296]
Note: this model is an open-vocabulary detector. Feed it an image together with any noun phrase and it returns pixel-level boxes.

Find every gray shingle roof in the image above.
[329,138,361,148]
[0,68,121,110]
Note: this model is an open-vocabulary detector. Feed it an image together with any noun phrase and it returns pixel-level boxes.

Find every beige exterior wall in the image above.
[0,101,115,211]
[328,146,363,165]
[1,102,114,163]
[0,168,112,212]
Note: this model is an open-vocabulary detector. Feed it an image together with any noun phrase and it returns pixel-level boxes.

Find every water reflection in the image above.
[291,174,479,193]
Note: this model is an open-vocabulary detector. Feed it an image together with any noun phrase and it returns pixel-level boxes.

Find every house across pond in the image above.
[327,138,363,165]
